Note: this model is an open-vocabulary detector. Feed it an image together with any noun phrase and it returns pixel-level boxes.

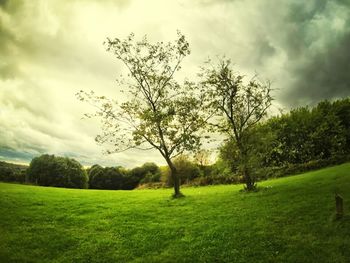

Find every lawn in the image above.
[0,163,350,262]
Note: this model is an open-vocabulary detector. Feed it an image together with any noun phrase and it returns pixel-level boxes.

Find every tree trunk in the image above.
[239,148,255,191]
[237,142,255,191]
[170,165,182,198]
[243,166,255,191]
[165,157,183,198]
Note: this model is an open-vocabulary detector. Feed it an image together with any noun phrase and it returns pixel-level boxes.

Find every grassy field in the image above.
[0,164,350,262]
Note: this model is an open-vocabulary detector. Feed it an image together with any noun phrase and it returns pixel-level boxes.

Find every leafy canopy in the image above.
[77,32,207,161]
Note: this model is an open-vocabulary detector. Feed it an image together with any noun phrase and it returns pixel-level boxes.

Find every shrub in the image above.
[26,155,88,188]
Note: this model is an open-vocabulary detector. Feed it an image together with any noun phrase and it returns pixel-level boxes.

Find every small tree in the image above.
[201,59,273,191]
[77,32,206,197]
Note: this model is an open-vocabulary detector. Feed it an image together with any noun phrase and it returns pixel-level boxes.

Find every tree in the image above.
[89,166,126,190]
[27,155,88,189]
[77,32,206,197]
[0,161,26,183]
[139,162,161,184]
[201,59,273,191]
[88,164,105,188]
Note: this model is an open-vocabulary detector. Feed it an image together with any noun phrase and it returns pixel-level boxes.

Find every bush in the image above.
[27,155,88,188]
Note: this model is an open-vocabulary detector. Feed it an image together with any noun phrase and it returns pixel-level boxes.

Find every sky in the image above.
[0,0,350,167]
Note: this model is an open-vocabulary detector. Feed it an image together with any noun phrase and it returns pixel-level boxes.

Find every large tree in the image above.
[77,32,206,197]
[201,59,273,191]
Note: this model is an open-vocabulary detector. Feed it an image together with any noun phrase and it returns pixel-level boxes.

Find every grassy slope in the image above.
[0,164,350,263]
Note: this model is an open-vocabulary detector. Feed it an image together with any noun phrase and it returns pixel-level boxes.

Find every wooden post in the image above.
[335,193,343,219]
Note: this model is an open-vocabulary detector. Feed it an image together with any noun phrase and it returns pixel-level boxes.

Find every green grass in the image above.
[1,164,350,262]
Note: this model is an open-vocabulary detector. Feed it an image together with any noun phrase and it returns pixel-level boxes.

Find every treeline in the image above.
[0,98,349,189]
[88,163,161,190]
[220,97,350,180]
[0,161,27,183]
[25,155,166,190]
[0,155,165,190]
[0,154,227,189]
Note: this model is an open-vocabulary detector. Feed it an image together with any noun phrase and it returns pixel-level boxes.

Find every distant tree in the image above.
[193,149,211,167]
[88,164,140,190]
[88,164,105,188]
[27,155,88,188]
[139,162,161,184]
[142,162,160,176]
[166,155,200,186]
[0,161,26,183]
[121,172,140,190]
[77,32,207,197]
[128,162,161,185]
[311,101,346,159]
[333,98,350,150]
[89,166,123,190]
[201,59,273,191]
[129,166,147,182]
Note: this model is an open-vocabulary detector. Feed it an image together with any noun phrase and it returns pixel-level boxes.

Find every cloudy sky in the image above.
[1,0,349,167]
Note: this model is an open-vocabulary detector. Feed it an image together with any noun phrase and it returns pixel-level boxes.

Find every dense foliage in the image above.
[26,155,88,189]
[88,162,161,190]
[131,162,161,185]
[88,166,132,190]
[220,98,350,180]
[0,161,27,183]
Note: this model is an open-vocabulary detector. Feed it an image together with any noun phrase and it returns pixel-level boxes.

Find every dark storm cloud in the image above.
[193,0,350,107]
[0,147,35,163]
[279,0,350,106]
[289,33,350,104]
